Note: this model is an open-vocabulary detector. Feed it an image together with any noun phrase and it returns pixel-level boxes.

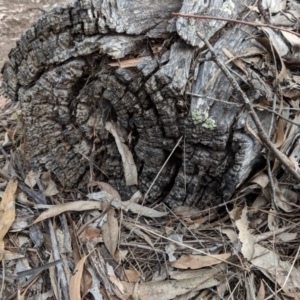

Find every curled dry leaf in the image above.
[101,209,119,258]
[105,121,138,186]
[171,253,231,270]
[41,171,59,196]
[69,250,94,300]
[24,171,39,189]
[256,280,265,300]
[250,172,269,189]
[0,178,18,261]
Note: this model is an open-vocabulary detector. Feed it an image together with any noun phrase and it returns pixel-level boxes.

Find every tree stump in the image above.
[1,0,275,209]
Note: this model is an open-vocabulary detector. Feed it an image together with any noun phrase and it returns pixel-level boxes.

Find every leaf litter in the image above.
[1,0,300,299]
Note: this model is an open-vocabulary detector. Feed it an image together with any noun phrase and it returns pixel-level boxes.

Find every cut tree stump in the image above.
[1,0,275,209]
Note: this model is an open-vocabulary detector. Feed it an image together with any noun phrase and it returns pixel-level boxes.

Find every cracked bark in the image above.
[2,0,274,209]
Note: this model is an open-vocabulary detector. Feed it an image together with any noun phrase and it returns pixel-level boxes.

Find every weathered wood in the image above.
[2,0,275,209]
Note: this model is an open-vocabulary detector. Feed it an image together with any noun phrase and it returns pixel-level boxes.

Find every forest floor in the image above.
[0,0,300,299]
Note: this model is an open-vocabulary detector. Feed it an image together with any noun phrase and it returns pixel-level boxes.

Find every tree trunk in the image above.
[1,0,274,209]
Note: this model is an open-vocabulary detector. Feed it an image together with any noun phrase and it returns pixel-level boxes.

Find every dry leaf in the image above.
[282,31,300,48]
[88,181,121,200]
[106,263,127,295]
[171,253,231,270]
[87,191,168,218]
[49,255,61,300]
[262,0,286,13]
[123,269,140,283]
[235,207,300,298]
[256,280,265,300]
[235,207,255,260]
[221,228,238,244]
[271,180,295,212]
[69,250,94,300]
[121,270,224,300]
[122,201,168,218]
[277,232,297,242]
[122,221,153,248]
[32,201,104,225]
[273,118,285,148]
[0,179,18,261]
[250,173,269,189]
[24,171,39,188]
[0,96,9,110]
[267,209,279,231]
[105,122,137,186]
[41,172,59,196]
[108,56,149,68]
[127,190,142,203]
[101,209,119,258]
[3,250,24,260]
[222,47,248,76]
[165,243,177,262]
[79,227,102,244]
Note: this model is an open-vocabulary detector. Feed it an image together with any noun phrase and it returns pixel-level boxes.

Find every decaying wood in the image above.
[1,0,276,209]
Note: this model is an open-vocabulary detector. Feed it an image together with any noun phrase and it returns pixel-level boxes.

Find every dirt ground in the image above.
[0,0,66,69]
[0,0,66,109]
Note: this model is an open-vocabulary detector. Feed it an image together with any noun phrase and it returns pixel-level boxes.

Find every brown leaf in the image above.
[108,57,149,68]
[122,269,140,283]
[122,221,153,248]
[105,122,138,186]
[102,209,119,258]
[171,253,231,270]
[0,179,18,261]
[273,118,285,148]
[0,96,9,110]
[79,227,102,243]
[250,172,269,189]
[24,171,39,189]
[121,270,224,300]
[69,250,94,300]
[256,280,265,300]
[31,201,103,225]
[222,47,248,76]
[106,263,127,295]
[122,201,168,218]
[41,172,59,196]
[90,181,121,200]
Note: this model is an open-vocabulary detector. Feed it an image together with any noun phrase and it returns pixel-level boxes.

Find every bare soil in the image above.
[0,0,65,69]
[0,0,66,109]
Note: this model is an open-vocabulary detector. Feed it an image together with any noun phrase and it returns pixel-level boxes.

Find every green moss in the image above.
[221,0,235,15]
[191,109,216,130]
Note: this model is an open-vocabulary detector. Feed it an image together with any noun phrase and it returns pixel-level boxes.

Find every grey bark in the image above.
[1,0,273,209]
